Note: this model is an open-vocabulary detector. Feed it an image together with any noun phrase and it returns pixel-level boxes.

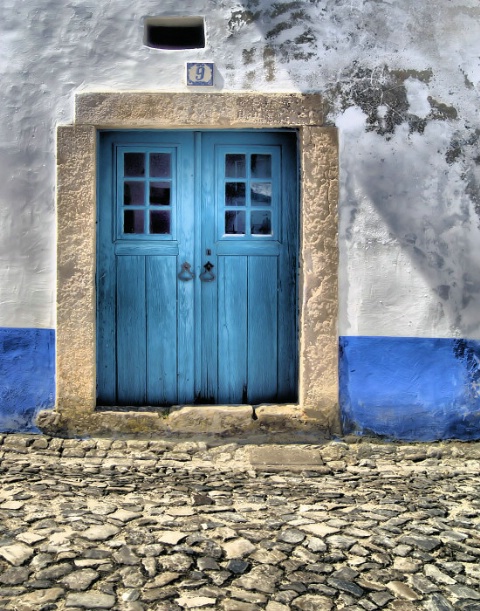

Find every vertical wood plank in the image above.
[116,255,146,404]
[248,256,278,403]
[198,132,218,403]
[96,262,116,404]
[277,134,298,401]
[146,256,177,405]
[96,134,117,404]
[193,132,204,401]
[176,135,196,404]
[217,256,248,403]
[177,264,195,404]
[199,276,217,403]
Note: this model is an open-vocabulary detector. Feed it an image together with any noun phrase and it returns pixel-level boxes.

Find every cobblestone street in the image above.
[0,434,479,611]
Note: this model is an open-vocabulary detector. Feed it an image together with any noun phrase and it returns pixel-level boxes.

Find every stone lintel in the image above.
[75,92,325,128]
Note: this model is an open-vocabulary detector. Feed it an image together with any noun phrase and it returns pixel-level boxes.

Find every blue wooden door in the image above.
[97,131,297,406]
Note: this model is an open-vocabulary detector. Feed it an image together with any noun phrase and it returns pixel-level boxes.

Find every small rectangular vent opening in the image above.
[145,16,205,50]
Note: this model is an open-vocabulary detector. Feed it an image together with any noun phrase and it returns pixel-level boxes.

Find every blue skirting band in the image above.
[340,336,480,441]
[1,328,480,439]
[0,327,55,432]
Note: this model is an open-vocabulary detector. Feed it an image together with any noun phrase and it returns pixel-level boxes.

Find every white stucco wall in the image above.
[1,0,479,339]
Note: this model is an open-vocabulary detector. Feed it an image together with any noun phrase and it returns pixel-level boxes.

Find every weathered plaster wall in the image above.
[1,0,479,333]
[1,0,480,436]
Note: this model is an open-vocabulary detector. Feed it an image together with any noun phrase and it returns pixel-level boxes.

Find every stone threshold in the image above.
[36,404,335,442]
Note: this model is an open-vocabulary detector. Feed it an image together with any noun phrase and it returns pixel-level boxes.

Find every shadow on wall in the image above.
[340,336,480,441]
[344,122,480,337]
[0,328,55,432]
[225,5,480,336]
[328,61,480,338]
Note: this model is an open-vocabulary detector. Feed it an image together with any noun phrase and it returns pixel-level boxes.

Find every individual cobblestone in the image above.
[0,435,479,610]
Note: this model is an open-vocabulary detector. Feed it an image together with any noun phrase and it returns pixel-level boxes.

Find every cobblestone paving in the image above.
[0,434,479,611]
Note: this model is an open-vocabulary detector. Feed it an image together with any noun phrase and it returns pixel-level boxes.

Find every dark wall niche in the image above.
[144,16,205,50]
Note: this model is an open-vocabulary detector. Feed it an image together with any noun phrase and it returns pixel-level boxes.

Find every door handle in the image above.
[199,261,215,282]
[178,262,195,281]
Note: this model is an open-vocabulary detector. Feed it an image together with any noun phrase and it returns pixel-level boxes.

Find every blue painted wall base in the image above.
[2,327,480,440]
[340,336,480,441]
[0,328,55,432]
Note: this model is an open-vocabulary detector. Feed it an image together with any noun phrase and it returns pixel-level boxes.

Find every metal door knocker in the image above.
[199,261,215,282]
[178,262,195,281]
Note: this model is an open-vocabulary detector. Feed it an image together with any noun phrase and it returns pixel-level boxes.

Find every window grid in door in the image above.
[117,147,176,240]
[219,147,280,240]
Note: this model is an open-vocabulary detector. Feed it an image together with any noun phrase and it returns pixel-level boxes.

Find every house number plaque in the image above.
[186,62,214,87]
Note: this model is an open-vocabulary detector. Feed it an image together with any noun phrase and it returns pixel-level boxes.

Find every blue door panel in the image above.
[97,130,298,407]
[97,131,195,406]
[200,131,297,404]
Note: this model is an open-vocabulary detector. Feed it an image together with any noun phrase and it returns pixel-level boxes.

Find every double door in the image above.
[97,130,298,406]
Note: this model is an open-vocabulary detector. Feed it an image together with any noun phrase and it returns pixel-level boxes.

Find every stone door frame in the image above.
[49,92,339,437]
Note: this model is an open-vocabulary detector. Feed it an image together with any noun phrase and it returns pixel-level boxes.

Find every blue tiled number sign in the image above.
[187,62,214,86]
